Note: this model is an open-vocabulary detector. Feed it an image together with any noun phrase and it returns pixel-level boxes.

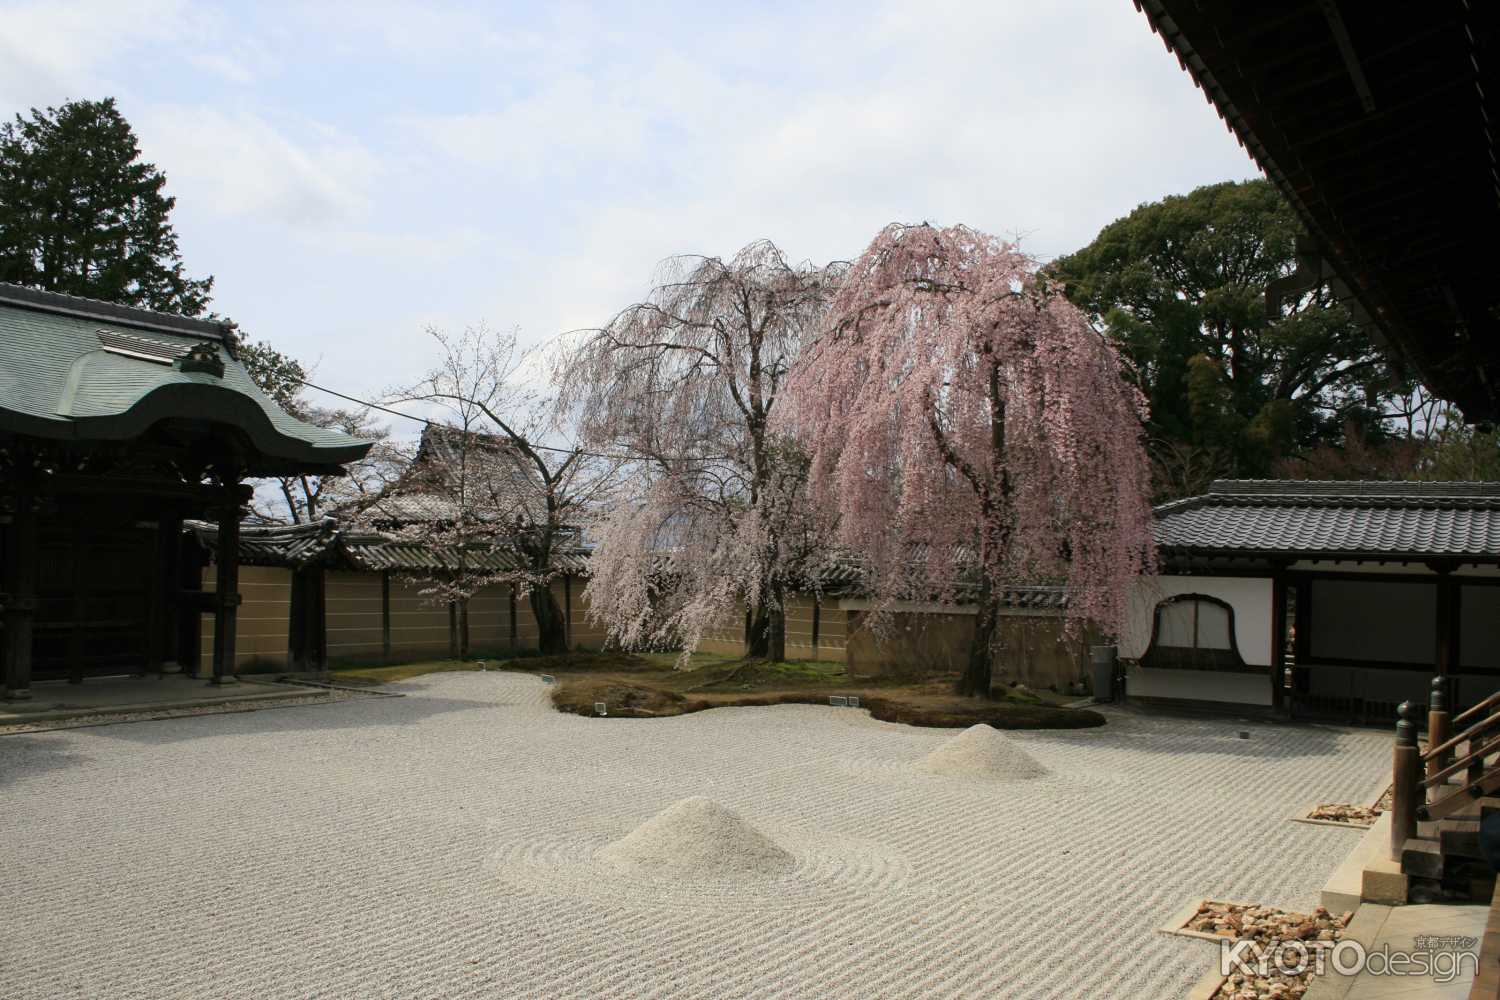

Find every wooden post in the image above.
[563,574,573,650]
[1391,700,1421,860]
[812,597,822,658]
[448,601,458,660]
[288,568,307,671]
[156,514,182,674]
[311,566,327,673]
[1270,570,1287,713]
[2,482,38,700]
[508,584,518,650]
[210,495,244,685]
[1426,676,1450,802]
[380,570,391,662]
[177,534,203,677]
[67,520,85,684]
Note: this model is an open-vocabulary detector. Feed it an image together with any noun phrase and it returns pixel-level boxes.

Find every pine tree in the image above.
[0,97,213,315]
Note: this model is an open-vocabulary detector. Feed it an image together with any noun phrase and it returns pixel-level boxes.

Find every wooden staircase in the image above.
[1389,680,1500,904]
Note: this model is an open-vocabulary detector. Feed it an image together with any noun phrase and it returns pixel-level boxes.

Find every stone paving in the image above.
[0,673,1391,999]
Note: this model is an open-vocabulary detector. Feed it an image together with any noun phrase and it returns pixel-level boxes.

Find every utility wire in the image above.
[295,376,723,466]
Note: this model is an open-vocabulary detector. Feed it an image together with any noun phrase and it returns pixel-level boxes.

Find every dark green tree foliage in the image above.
[1049,180,1398,498]
[238,339,308,415]
[0,98,213,315]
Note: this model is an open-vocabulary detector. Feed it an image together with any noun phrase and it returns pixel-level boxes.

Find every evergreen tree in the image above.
[1049,180,1401,498]
[0,97,213,315]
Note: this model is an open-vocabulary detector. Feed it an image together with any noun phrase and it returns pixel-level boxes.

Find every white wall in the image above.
[1127,667,1273,705]
[1119,575,1274,665]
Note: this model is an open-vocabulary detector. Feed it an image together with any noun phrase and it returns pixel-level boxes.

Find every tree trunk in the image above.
[767,581,786,662]
[458,598,470,659]
[745,602,770,658]
[529,582,569,655]
[957,578,999,698]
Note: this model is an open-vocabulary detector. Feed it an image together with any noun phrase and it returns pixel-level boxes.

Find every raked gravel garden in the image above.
[0,671,1390,999]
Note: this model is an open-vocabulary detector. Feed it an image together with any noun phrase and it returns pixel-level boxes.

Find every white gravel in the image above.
[915,723,1049,780]
[596,796,796,877]
[0,672,1390,999]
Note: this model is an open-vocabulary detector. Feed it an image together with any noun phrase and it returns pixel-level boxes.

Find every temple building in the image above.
[0,283,371,698]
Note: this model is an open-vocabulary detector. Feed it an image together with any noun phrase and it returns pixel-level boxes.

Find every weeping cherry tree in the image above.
[556,240,842,660]
[787,224,1155,696]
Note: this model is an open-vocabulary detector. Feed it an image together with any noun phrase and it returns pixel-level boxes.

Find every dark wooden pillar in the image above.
[812,597,822,658]
[153,513,183,674]
[508,584,518,650]
[210,494,245,685]
[289,566,327,673]
[1271,569,1287,712]
[448,601,459,659]
[563,574,573,649]
[1434,566,1457,680]
[67,520,85,684]
[309,566,327,673]
[177,534,204,677]
[287,568,306,671]
[380,570,392,661]
[2,481,39,700]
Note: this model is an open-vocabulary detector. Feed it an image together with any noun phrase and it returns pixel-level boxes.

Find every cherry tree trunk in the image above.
[746,603,770,658]
[529,583,569,655]
[744,598,786,661]
[957,579,999,698]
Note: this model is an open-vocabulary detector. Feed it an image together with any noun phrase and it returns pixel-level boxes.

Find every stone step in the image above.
[1440,819,1486,861]
[1402,836,1444,879]
[1408,871,1495,904]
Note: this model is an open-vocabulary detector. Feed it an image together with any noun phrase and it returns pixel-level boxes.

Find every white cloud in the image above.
[135,106,382,225]
[0,0,195,107]
[0,0,1262,414]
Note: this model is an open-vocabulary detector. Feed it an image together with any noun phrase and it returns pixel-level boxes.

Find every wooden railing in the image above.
[1390,677,1500,859]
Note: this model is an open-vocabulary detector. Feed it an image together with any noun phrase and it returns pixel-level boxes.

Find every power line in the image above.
[295,377,726,466]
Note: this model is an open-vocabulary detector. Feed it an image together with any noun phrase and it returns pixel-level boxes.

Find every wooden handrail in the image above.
[1418,766,1500,822]
[1454,688,1500,727]
[1423,709,1500,762]
[1425,731,1500,788]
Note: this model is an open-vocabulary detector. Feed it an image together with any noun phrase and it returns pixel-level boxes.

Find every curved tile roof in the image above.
[1155,480,1500,559]
[0,283,370,471]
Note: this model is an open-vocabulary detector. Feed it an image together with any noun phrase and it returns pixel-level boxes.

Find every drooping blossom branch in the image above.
[556,240,843,661]
[785,223,1155,696]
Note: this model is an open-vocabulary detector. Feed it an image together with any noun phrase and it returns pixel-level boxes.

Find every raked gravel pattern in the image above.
[0,672,1390,999]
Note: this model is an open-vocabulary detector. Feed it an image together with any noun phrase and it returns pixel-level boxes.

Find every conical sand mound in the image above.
[597,797,796,877]
[916,724,1048,780]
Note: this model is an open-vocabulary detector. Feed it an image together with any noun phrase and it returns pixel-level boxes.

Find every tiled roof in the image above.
[1154,480,1500,559]
[185,517,588,575]
[0,283,370,471]
[340,532,588,575]
[185,519,341,567]
[354,425,549,527]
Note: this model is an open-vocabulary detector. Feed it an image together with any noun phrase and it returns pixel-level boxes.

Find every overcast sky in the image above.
[1,0,1257,425]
